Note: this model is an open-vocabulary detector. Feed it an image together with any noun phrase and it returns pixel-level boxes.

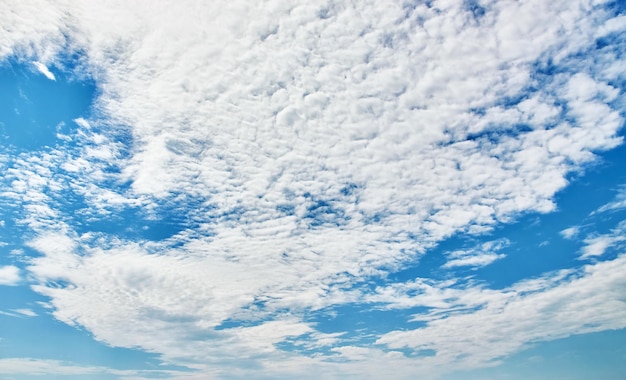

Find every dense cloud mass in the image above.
[0,0,625,378]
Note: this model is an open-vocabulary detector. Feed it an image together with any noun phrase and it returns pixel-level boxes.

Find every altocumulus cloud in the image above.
[1,0,625,379]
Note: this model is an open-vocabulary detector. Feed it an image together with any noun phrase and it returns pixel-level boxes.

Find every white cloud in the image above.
[580,222,626,258]
[0,308,37,318]
[596,14,626,38]
[32,60,55,80]
[0,265,20,286]
[376,254,626,372]
[594,185,626,214]
[12,308,37,317]
[560,226,580,240]
[0,358,179,378]
[443,239,509,268]
[581,235,617,257]
[444,252,505,268]
[0,0,625,378]
[73,117,91,129]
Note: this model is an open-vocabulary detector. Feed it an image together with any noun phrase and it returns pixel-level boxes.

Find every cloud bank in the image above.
[0,0,625,378]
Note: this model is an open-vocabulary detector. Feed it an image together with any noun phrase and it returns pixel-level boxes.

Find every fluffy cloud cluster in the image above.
[0,265,20,286]
[0,0,625,378]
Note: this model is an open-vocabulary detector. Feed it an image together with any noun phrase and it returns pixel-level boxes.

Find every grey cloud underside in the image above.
[1,0,625,378]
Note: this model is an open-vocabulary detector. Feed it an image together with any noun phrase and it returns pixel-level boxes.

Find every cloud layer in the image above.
[1,0,625,378]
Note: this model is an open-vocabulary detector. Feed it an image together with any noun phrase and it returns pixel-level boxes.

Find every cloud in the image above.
[12,308,37,317]
[0,265,20,286]
[560,226,580,240]
[0,0,625,378]
[0,358,180,378]
[32,60,55,80]
[582,236,618,257]
[580,222,626,259]
[594,185,626,214]
[376,253,626,372]
[73,117,91,129]
[442,239,509,268]
[0,308,37,318]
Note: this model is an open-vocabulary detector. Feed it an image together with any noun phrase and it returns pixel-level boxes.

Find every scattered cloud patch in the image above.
[12,308,37,317]
[594,185,626,214]
[377,254,626,371]
[443,239,509,268]
[73,117,91,129]
[0,265,20,286]
[0,309,37,318]
[560,226,581,240]
[581,222,626,259]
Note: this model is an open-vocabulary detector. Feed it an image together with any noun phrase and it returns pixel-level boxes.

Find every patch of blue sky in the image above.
[0,58,207,245]
[0,208,22,248]
[306,303,426,342]
[0,57,96,152]
[303,198,349,228]
[0,191,41,268]
[464,124,534,145]
[462,0,486,20]
[606,0,626,18]
[274,338,329,357]
[0,276,46,312]
[214,318,262,331]
[214,298,292,330]
[277,188,356,229]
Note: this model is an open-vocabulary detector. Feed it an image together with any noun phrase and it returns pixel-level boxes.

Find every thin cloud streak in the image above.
[32,61,56,80]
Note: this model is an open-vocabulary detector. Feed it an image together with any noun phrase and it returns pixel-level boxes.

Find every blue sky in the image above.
[0,1,625,379]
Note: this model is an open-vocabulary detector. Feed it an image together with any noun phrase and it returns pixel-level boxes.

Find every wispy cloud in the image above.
[580,222,626,259]
[0,357,180,378]
[376,254,626,372]
[0,308,37,318]
[442,239,509,268]
[560,226,581,240]
[32,61,56,80]
[594,185,626,214]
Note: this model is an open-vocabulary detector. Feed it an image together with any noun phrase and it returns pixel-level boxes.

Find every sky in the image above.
[0,0,625,379]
